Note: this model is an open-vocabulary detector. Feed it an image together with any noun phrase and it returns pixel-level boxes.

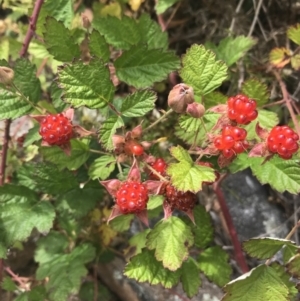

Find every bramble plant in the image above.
[0,0,300,300]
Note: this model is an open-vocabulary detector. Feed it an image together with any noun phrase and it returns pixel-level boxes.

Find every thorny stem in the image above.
[144,163,169,182]
[117,161,124,179]
[108,103,121,116]
[89,149,109,155]
[213,179,249,274]
[143,109,173,133]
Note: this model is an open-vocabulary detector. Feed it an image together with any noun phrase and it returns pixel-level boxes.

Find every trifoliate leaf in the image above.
[17,162,78,194]
[282,244,300,264]
[241,78,269,106]
[88,30,110,62]
[40,140,90,170]
[88,155,116,180]
[99,116,124,150]
[244,109,279,140]
[291,54,300,70]
[204,91,227,108]
[57,58,115,108]
[128,229,151,256]
[167,146,216,192]
[110,214,134,232]
[56,186,101,218]
[222,265,289,301]
[243,237,296,260]
[287,23,300,45]
[36,243,95,301]
[287,254,300,278]
[120,90,156,117]
[269,47,291,68]
[146,216,194,271]
[155,0,180,14]
[138,14,168,50]
[93,15,140,50]
[114,45,180,88]
[125,249,181,288]
[181,257,201,298]
[198,246,231,287]
[180,44,228,96]
[24,124,41,147]
[1,276,17,292]
[14,286,47,301]
[0,185,55,258]
[43,17,80,61]
[207,36,256,67]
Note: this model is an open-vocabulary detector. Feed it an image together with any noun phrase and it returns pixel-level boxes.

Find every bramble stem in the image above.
[143,109,173,133]
[144,163,169,182]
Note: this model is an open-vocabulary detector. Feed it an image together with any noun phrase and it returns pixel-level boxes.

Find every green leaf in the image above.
[198,246,231,287]
[110,214,134,232]
[241,78,269,106]
[146,216,194,271]
[40,140,90,170]
[17,162,78,194]
[269,47,291,68]
[155,0,180,14]
[57,58,115,108]
[1,276,17,292]
[207,36,256,67]
[36,243,95,301]
[88,155,116,180]
[124,249,181,288]
[204,91,227,108]
[128,229,151,256]
[43,17,81,61]
[99,116,124,150]
[88,29,110,62]
[24,124,41,147]
[114,45,180,88]
[147,195,164,210]
[50,81,68,112]
[181,257,201,298]
[93,15,140,50]
[243,237,296,260]
[120,90,156,117]
[178,114,202,133]
[0,185,55,258]
[138,14,168,50]
[287,23,300,45]
[180,44,228,96]
[244,109,279,140]
[14,286,47,301]
[282,244,300,264]
[56,186,101,218]
[167,146,216,192]
[287,254,300,278]
[222,265,289,301]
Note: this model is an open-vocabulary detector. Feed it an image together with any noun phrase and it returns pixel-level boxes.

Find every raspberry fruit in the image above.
[149,158,168,180]
[197,162,220,184]
[267,125,299,159]
[165,184,197,212]
[124,140,144,156]
[39,113,73,145]
[115,181,149,214]
[214,125,249,158]
[227,94,258,125]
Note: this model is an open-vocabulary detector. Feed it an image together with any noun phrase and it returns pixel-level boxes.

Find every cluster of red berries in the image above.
[39,113,73,145]
[124,140,144,156]
[227,94,258,125]
[214,125,249,158]
[267,125,299,159]
[115,181,149,214]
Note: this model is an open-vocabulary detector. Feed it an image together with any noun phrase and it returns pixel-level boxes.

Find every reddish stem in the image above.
[214,181,249,274]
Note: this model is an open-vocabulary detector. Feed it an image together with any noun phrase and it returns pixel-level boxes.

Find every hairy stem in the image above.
[143,109,173,133]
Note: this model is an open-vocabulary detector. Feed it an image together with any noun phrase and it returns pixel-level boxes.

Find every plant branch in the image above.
[143,109,173,133]
[213,179,249,274]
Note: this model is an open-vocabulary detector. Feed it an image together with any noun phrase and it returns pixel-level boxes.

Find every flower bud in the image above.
[131,124,143,139]
[168,83,195,113]
[0,66,14,85]
[186,102,205,118]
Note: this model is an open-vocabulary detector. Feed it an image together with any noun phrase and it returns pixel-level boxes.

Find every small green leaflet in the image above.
[110,214,134,232]
[287,254,300,278]
[222,265,290,301]
[147,195,164,210]
[155,0,180,14]
[181,257,201,298]
[0,185,55,258]
[43,17,81,61]
[50,81,68,112]
[1,276,17,292]
[128,229,151,256]
[88,155,116,180]
[167,146,216,192]
[241,78,269,106]
[198,246,232,287]
[204,91,227,108]
[88,29,110,62]
[99,116,124,150]
[14,286,47,301]
[120,90,156,117]
[57,58,115,108]
[114,45,180,88]
[243,237,296,260]
[180,44,228,96]
[124,249,181,288]
[287,23,300,45]
[146,216,194,271]
[24,124,41,147]
[282,244,300,264]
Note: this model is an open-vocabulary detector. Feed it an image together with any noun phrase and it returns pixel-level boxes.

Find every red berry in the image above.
[39,113,73,145]
[115,181,149,214]
[124,140,144,156]
[227,94,258,125]
[165,184,196,212]
[267,125,299,159]
[149,158,168,180]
